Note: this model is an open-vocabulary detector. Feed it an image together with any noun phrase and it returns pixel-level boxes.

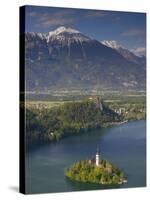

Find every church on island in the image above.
[88,148,102,167]
[65,148,127,185]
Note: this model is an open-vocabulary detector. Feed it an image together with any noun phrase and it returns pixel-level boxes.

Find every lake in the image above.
[25,120,146,194]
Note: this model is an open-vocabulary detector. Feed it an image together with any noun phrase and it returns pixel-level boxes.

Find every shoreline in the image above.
[27,119,145,150]
[101,120,128,128]
[112,120,128,126]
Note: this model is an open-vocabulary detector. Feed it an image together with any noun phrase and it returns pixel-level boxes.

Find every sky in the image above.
[24,5,146,56]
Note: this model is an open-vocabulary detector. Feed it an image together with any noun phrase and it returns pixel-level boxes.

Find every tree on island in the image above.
[65,150,127,185]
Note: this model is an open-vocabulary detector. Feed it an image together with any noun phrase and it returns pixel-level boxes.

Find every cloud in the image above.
[28,11,37,17]
[121,29,145,37]
[131,47,146,56]
[85,11,110,18]
[27,9,111,29]
[39,18,74,27]
[28,10,76,28]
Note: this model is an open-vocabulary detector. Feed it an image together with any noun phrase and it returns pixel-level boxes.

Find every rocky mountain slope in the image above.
[101,40,146,65]
[24,26,146,91]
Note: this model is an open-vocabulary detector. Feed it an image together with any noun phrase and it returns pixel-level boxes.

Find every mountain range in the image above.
[24,26,146,91]
[101,40,145,65]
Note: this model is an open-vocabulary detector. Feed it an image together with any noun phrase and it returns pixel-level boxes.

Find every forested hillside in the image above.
[25,99,120,144]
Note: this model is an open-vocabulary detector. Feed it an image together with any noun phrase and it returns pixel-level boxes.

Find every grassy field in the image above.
[25,101,65,109]
[25,90,146,110]
[25,90,146,102]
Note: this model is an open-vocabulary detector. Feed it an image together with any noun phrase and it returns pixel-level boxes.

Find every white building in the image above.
[96,149,101,166]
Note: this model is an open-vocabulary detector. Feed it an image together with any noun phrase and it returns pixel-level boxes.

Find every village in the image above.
[24,94,145,123]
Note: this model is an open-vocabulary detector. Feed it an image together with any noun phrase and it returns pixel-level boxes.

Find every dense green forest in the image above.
[25,99,121,144]
[65,159,125,185]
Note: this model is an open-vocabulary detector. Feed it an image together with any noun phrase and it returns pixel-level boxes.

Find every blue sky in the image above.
[24,5,146,55]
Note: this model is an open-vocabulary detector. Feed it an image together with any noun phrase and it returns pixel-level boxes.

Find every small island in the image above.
[65,149,127,185]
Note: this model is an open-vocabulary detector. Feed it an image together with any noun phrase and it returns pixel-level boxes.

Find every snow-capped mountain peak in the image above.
[46,26,90,43]
[48,26,80,37]
[25,27,145,91]
[101,40,121,49]
[101,40,144,64]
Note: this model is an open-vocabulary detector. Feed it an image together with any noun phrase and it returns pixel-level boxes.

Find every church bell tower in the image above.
[96,148,100,166]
